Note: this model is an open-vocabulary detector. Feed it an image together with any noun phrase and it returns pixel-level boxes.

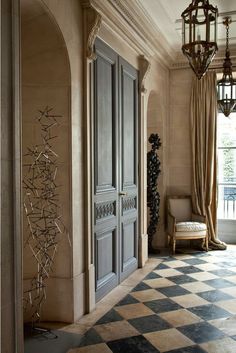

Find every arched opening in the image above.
[21,0,72,325]
[146,90,165,250]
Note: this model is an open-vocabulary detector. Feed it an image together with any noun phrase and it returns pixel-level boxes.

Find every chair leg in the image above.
[172,238,176,255]
[168,235,172,246]
[168,236,172,254]
[205,233,208,252]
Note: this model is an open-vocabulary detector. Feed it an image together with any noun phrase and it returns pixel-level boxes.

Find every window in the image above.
[217,111,236,219]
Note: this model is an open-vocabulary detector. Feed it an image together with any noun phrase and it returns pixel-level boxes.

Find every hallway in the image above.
[25,246,236,353]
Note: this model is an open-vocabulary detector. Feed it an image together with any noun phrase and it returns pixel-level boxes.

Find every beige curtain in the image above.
[190,71,226,250]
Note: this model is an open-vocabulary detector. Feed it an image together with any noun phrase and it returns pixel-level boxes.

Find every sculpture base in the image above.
[148,245,160,254]
[24,323,58,339]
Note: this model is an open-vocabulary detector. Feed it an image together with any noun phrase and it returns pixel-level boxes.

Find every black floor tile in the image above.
[157,285,191,298]
[145,272,161,280]
[179,250,207,257]
[177,266,203,275]
[116,294,139,306]
[188,304,232,320]
[78,328,103,347]
[95,309,123,325]
[128,314,171,333]
[221,262,236,268]
[198,289,234,303]
[183,258,207,266]
[165,345,207,353]
[191,252,209,257]
[155,263,170,270]
[144,298,182,314]
[107,335,160,353]
[168,275,197,285]
[209,269,236,277]
[132,282,152,292]
[163,257,176,262]
[203,278,234,289]
[178,322,225,344]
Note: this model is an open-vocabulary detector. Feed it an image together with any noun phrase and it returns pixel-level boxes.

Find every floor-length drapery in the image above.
[190,71,226,250]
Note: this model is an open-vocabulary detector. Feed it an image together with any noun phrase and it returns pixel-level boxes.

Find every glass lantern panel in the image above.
[224,83,233,100]
[218,84,223,100]
[233,83,236,100]
[232,74,236,99]
[209,20,216,42]
[185,20,190,45]
[196,7,205,24]
[183,13,191,45]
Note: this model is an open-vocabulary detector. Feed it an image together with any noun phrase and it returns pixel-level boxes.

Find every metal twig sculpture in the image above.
[23,107,68,326]
[147,133,161,253]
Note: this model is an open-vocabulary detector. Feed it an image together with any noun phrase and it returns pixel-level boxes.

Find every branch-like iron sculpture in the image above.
[23,107,68,327]
[147,133,161,253]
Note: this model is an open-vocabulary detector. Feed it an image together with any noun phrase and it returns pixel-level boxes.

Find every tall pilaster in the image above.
[1,0,23,351]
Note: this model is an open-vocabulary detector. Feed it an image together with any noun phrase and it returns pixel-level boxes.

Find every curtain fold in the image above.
[190,71,226,250]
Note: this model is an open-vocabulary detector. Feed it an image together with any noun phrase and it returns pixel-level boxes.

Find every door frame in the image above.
[90,38,141,302]
[83,4,150,313]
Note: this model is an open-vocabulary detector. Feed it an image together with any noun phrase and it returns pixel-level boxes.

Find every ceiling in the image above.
[138,0,236,54]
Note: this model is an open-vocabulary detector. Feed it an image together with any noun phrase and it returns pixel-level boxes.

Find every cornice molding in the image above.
[109,0,178,66]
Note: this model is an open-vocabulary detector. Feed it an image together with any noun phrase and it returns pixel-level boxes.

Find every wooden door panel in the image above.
[122,221,136,264]
[119,57,138,282]
[94,39,119,301]
[122,72,136,187]
[122,195,137,215]
[121,218,138,281]
[94,47,117,193]
[95,226,118,297]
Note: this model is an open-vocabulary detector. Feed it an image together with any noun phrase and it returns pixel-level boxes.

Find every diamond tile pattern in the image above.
[64,249,236,353]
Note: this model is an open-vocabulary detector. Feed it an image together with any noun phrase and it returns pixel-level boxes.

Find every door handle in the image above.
[119,192,128,196]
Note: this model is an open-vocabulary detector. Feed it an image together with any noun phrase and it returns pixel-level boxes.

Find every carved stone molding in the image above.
[83,2,102,61]
[123,197,136,212]
[139,55,151,94]
[96,201,115,220]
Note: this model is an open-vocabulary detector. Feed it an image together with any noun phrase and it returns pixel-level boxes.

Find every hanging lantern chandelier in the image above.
[217,17,236,117]
[181,0,218,79]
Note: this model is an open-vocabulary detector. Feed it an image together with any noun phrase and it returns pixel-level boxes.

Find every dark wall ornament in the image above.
[147,133,161,253]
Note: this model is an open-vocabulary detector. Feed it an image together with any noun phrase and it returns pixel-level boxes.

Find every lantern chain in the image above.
[226,21,229,52]
[223,17,231,53]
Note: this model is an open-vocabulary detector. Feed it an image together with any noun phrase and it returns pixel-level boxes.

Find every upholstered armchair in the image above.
[167,196,208,254]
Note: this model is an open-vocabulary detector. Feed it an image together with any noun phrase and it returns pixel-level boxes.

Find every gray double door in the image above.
[93,39,139,301]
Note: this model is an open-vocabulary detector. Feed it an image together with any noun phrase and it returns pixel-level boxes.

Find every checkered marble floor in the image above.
[69,249,236,353]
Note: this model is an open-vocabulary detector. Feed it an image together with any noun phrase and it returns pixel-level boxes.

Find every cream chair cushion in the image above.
[176,222,207,232]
